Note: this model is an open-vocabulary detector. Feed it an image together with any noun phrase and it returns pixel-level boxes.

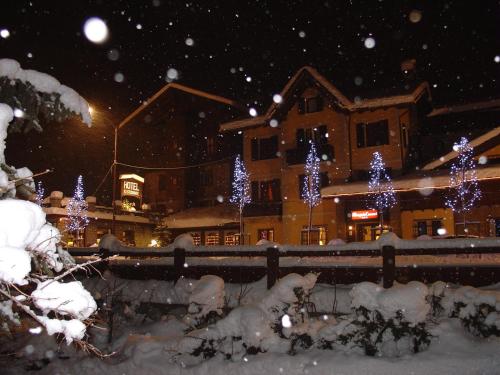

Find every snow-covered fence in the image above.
[69,234,500,289]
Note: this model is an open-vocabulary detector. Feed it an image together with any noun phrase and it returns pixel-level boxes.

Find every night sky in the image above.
[1,0,500,198]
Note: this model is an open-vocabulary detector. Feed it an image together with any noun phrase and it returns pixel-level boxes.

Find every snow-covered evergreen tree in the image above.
[368,152,396,229]
[230,154,251,244]
[302,142,321,244]
[0,59,99,351]
[445,137,481,234]
[66,175,90,242]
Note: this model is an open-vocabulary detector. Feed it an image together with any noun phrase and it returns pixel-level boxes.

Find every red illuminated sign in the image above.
[351,210,378,221]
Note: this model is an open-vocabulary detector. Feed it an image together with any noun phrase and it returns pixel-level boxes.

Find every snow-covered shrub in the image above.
[184,275,225,328]
[0,60,97,350]
[319,282,432,356]
[176,273,319,362]
[444,286,500,337]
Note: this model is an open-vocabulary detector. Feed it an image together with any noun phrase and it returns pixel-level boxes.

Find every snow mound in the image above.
[186,275,225,323]
[351,281,430,324]
[328,238,346,246]
[377,232,401,248]
[31,280,97,320]
[98,234,123,252]
[29,223,63,271]
[0,246,31,284]
[0,199,46,248]
[261,273,318,312]
[173,233,194,249]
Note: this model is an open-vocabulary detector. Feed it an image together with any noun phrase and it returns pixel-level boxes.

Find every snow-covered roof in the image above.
[220,66,430,132]
[117,82,241,130]
[321,165,500,198]
[164,204,239,229]
[428,98,500,117]
[119,173,144,183]
[349,82,430,110]
[422,126,500,171]
[43,206,153,224]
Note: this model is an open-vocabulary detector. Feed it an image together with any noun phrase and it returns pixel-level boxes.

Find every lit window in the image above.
[191,232,201,246]
[224,232,239,246]
[301,226,327,245]
[205,231,220,246]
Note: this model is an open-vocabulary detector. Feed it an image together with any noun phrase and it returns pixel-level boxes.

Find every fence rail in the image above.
[70,241,500,289]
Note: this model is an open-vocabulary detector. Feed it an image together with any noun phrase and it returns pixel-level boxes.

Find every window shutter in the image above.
[356,123,366,148]
[251,138,259,160]
[298,98,305,114]
[296,129,305,148]
[251,181,259,201]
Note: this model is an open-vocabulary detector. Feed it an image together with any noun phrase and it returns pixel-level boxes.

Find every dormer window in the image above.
[298,96,323,114]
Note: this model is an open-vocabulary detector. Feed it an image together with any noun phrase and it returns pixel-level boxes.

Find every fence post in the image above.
[174,247,186,284]
[99,247,110,271]
[267,247,279,289]
[382,245,395,288]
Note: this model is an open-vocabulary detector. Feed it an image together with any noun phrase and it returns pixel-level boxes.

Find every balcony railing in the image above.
[285,143,334,165]
[243,201,282,217]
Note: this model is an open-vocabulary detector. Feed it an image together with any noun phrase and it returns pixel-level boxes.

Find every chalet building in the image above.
[220,66,500,244]
[115,83,245,245]
[42,191,156,247]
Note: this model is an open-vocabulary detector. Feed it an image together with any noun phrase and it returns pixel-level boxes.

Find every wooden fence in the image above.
[70,242,500,289]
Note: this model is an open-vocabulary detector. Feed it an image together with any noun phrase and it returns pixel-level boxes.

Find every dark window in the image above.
[299,172,329,199]
[200,169,213,186]
[251,181,259,201]
[251,179,281,202]
[251,136,278,161]
[413,219,444,238]
[296,125,329,153]
[495,219,500,237]
[299,96,323,114]
[356,120,389,148]
[158,174,167,191]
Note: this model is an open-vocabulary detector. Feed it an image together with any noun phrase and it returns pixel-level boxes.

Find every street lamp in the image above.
[89,106,119,235]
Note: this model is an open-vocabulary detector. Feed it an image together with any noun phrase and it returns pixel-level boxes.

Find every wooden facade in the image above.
[221,66,500,244]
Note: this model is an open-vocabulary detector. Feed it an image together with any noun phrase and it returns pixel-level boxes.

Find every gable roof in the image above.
[220,66,431,132]
[422,126,500,170]
[118,82,242,130]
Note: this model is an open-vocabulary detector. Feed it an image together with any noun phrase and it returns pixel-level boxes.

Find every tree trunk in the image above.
[307,204,313,245]
[239,206,244,245]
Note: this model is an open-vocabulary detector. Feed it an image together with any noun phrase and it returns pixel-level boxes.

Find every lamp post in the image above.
[111,124,118,235]
[89,105,119,235]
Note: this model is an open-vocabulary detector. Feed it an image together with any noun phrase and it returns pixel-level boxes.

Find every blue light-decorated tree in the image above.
[34,180,44,206]
[368,152,396,230]
[66,175,89,244]
[445,137,481,235]
[230,155,251,244]
[302,142,321,245]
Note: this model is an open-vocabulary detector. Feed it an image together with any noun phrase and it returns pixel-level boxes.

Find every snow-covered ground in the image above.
[2,273,499,375]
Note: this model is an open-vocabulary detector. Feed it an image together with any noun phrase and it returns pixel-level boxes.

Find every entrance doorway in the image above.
[356,223,383,241]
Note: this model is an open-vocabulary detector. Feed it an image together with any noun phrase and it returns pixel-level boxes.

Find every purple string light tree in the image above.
[368,151,396,232]
[230,154,251,244]
[302,142,321,245]
[445,137,481,235]
[34,180,44,206]
[66,175,90,246]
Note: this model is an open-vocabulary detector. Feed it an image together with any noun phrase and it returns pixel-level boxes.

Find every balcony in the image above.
[243,202,282,217]
[285,143,334,165]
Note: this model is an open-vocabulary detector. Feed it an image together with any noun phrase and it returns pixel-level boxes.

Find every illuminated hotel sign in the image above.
[351,209,378,221]
[119,174,144,211]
